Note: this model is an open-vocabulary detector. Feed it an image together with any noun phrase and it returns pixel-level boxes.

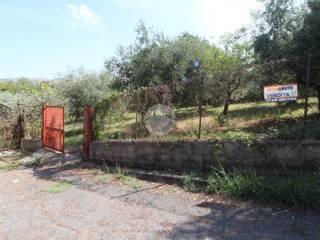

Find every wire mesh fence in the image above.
[0,122,18,150]
[0,103,21,149]
[17,103,42,140]
[91,81,320,143]
[0,102,42,150]
[90,70,249,142]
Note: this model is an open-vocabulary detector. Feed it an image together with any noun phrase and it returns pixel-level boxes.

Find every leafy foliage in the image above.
[106,22,253,113]
[58,70,112,120]
[254,0,320,92]
[93,91,124,140]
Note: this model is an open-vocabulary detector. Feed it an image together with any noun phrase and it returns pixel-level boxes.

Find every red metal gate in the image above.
[42,106,64,153]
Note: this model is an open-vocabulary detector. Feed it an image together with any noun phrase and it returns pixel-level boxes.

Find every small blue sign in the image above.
[182,76,188,82]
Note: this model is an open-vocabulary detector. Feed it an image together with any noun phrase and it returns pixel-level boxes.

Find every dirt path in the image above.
[0,151,319,240]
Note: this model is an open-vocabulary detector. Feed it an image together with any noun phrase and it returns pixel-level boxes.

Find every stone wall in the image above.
[90,140,320,174]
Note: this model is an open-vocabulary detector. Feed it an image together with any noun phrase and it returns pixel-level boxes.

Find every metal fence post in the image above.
[17,114,24,148]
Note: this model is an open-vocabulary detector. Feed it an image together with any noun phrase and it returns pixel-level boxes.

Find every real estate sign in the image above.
[264,84,298,102]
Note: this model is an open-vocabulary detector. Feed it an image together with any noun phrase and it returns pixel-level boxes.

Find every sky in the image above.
[0,0,258,79]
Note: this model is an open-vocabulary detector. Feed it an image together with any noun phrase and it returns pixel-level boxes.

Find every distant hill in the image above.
[0,77,61,83]
[0,78,17,82]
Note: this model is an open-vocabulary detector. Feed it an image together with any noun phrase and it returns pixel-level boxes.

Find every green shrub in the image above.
[266,177,320,209]
[59,71,113,121]
[207,167,264,199]
[206,166,320,209]
[93,91,124,140]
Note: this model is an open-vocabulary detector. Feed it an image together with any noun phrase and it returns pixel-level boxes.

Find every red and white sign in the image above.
[264,84,298,102]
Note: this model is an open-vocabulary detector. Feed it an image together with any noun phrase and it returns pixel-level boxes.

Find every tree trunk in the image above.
[317,86,320,114]
[223,92,231,116]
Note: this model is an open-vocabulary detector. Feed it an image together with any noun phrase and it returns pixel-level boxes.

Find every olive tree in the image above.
[58,70,113,120]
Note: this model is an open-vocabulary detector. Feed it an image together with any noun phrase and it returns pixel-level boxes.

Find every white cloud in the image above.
[66,3,102,25]
[194,0,258,39]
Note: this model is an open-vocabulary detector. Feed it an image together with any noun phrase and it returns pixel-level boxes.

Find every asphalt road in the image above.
[0,151,319,240]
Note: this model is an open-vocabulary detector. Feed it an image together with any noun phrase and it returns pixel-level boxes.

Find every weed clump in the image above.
[206,167,320,209]
[114,167,143,189]
[182,166,319,210]
[182,171,202,192]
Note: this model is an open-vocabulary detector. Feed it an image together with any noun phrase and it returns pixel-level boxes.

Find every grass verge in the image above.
[182,167,320,210]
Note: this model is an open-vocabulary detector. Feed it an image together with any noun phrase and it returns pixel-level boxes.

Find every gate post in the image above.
[17,114,24,148]
[83,106,94,161]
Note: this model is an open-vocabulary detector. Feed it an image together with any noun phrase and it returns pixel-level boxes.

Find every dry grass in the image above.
[66,98,320,143]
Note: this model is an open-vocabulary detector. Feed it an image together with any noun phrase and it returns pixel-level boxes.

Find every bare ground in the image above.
[0,150,319,240]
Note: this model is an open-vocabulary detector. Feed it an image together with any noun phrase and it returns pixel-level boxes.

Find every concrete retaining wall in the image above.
[21,138,42,152]
[90,140,320,174]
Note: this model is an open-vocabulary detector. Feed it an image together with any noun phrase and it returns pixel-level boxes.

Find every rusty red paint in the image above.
[83,106,94,161]
[42,106,64,153]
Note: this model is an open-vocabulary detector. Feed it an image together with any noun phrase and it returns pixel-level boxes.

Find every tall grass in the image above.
[182,167,320,210]
[182,171,202,192]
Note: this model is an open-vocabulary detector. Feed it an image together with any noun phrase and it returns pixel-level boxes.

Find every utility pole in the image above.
[304,49,311,119]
